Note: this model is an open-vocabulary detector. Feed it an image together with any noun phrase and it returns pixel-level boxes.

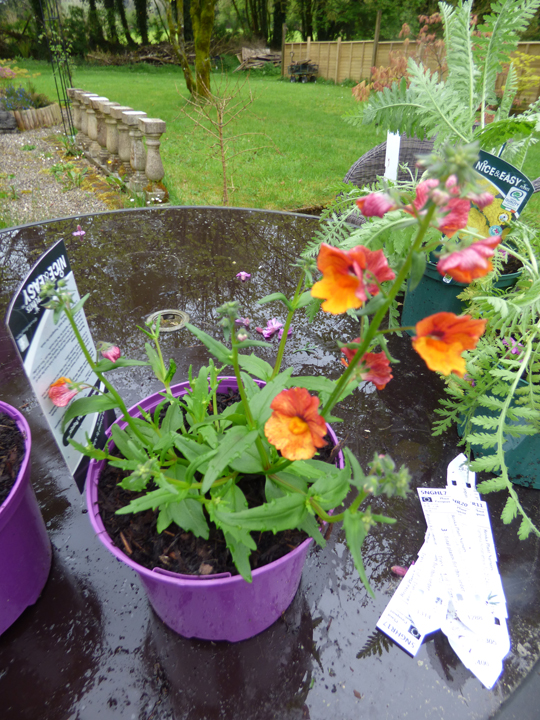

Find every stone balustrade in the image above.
[66,88,167,202]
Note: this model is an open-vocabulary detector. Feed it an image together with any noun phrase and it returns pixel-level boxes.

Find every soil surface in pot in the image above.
[97,390,339,577]
[0,412,25,506]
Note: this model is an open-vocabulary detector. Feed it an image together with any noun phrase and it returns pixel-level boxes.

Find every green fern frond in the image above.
[476,476,508,493]
[469,455,501,472]
[501,496,518,524]
[497,63,518,121]
[474,0,540,113]
[359,77,429,139]
[518,516,535,540]
[441,1,478,119]
[467,432,498,448]
[474,118,536,151]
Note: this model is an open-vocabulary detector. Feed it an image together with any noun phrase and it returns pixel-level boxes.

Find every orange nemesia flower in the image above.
[311,243,395,315]
[48,377,79,407]
[341,342,393,390]
[412,312,486,377]
[264,387,328,461]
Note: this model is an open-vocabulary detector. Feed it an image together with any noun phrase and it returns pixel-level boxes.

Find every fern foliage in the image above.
[357,0,540,154]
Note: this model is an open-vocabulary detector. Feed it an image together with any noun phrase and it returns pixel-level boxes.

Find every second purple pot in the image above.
[86,377,342,642]
[0,401,52,636]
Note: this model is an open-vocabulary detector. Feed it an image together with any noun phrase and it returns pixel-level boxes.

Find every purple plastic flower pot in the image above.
[86,377,343,642]
[0,401,52,636]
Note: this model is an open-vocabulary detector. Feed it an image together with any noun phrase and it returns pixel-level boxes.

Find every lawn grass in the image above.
[17,60,378,211]
[10,59,540,224]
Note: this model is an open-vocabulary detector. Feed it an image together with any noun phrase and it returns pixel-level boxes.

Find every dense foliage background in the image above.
[2,0,539,62]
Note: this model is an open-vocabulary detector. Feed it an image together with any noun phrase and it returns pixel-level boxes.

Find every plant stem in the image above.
[320,205,437,419]
[270,272,305,380]
[64,305,148,446]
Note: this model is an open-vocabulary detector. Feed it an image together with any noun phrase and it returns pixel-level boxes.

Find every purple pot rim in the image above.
[0,401,31,519]
[86,377,343,588]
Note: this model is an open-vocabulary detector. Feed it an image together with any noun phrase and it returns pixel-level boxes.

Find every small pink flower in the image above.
[356,192,396,218]
[410,179,439,212]
[468,192,494,209]
[278,327,292,340]
[237,331,248,342]
[235,317,251,328]
[48,377,79,407]
[256,318,283,339]
[445,175,460,195]
[72,225,86,237]
[391,565,409,577]
[431,189,451,206]
[236,271,251,282]
[101,345,121,362]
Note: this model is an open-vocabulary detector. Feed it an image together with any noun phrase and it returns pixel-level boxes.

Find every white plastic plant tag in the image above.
[376,564,425,656]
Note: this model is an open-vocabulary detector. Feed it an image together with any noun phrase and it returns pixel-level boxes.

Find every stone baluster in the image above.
[111,107,140,179]
[66,88,84,133]
[138,118,167,202]
[85,95,107,159]
[96,100,120,168]
[79,93,99,149]
[121,110,148,191]
[103,104,132,173]
[89,96,109,162]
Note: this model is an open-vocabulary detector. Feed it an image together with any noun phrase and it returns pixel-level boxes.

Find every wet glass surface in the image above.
[1,207,539,720]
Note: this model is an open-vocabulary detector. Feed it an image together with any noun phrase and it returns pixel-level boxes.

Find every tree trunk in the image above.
[164,0,197,96]
[102,0,119,44]
[134,0,149,45]
[271,0,287,49]
[115,0,136,46]
[190,0,215,99]
[87,0,106,48]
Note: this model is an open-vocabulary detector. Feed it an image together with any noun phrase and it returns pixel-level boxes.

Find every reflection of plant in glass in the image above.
[42,144,493,594]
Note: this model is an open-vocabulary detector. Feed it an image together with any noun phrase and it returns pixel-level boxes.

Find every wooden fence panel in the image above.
[283,40,540,103]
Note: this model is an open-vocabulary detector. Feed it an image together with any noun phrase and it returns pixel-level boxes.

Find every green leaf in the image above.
[230,443,266,473]
[295,290,314,309]
[185,323,233,364]
[70,293,90,316]
[250,368,293,424]
[344,447,367,490]
[235,339,273,349]
[305,297,323,323]
[501,496,518,524]
[308,464,351,510]
[258,291,293,310]
[169,498,209,539]
[300,514,327,547]
[477,476,508,494]
[469,455,501,473]
[68,437,109,459]
[115,487,180,514]
[157,505,172,533]
[173,435,212,462]
[93,357,150,372]
[355,293,387,317]
[223,530,254,582]
[62,393,120,429]
[110,423,146,459]
[161,401,184,434]
[186,447,219,486]
[409,251,427,292]
[145,342,164,381]
[200,427,259,493]
[237,353,274,381]
[164,358,177,385]
[215,493,307,533]
[343,509,374,598]
[518,516,534,540]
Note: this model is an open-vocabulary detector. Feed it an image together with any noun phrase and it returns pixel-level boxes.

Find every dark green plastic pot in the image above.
[401,261,521,335]
[458,376,540,490]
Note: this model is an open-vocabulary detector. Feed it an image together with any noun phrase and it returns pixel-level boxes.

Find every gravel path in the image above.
[0,125,123,229]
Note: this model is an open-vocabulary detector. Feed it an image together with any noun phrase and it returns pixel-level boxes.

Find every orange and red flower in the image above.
[436,236,501,283]
[264,387,328,461]
[48,377,79,407]
[412,312,486,377]
[341,342,393,390]
[311,244,395,315]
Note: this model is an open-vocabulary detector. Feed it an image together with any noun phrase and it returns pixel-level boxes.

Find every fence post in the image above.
[335,37,341,83]
[371,10,382,78]
[307,36,311,60]
[281,24,287,77]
